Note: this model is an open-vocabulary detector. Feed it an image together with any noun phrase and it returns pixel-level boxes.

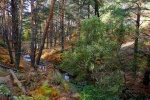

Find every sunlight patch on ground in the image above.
[121,41,135,48]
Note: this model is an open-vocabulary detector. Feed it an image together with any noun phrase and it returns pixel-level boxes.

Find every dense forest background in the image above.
[0,0,150,99]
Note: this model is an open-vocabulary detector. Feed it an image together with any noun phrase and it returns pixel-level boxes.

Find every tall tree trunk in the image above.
[61,0,65,52]
[36,0,56,65]
[133,2,141,74]
[19,0,24,55]
[34,1,38,50]
[11,0,20,69]
[30,0,36,68]
[148,55,150,67]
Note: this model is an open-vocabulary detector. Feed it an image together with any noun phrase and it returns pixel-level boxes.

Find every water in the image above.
[38,65,46,71]
[23,54,46,71]
[23,55,71,80]
[64,73,69,82]
[23,55,31,62]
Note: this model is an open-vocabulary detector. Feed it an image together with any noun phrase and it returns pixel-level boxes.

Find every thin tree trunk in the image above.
[50,20,53,48]
[133,2,141,74]
[36,0,56,65]
[46,32,49,49]
[61,0,65,52]
[30,0,36,68]
[4,30,14,64]
[54,22,57,48]
[19,0,24,54]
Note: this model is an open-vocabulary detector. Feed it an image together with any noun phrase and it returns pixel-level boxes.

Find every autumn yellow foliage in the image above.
[0,47,9,55]
[0,55,10,63]
[0,47,11,65]
[41,49,62,64]
[0,46,25,69]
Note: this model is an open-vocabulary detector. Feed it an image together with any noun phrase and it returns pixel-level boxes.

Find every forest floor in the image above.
[0,46,80,100]
[119,32,150,98]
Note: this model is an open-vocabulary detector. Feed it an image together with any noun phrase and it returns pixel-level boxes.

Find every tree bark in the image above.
[54,22,58,48]
[36,0,56,65]
[4,30,14,64]
[61,0,65,52]
[50,20,53,48]
[143,68,150,85]
[30,0,36,69]
[19,0,24,56]
[11,0,20,69]
[133,2,141,74]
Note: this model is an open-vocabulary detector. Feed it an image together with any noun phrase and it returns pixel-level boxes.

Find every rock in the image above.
[59,97,67,100]
[64,73,69,82]
[0,75,10,84]
[0,68,9,77]
[72,93,80,100]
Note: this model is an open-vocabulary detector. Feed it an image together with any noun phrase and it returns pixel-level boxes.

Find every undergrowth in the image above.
[73,71,124,100]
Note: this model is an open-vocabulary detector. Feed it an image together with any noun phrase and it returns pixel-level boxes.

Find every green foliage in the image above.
[23,30,30,41]
[0,83,11,96]
[13,95,49,100]
[61,17,119,82]
[42,80,49,87]
[13,95,33,100]
[0,40,5,47]
[60,1,134,99]
[75,71,123,100]
[55,74,63,84]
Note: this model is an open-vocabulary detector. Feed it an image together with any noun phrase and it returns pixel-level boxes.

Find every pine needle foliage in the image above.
[61,16,120,82]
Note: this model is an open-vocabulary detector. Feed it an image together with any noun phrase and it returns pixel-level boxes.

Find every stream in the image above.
[23,54,70,81]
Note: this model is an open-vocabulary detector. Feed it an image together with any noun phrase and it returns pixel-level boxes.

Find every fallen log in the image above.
[0,64,17,71]
[9,69,26,94]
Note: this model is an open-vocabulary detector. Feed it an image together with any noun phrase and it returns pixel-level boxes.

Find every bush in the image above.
[0,83,11,96]
[0,40,4,47]
[73,71,123,100]
[61,17,119,82]
[23,30,30,41]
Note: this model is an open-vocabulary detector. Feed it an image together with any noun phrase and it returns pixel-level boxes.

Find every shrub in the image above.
[61,17,119,82]
[0,40,4,47]
[0,83,11,96]
[75,71,123,100]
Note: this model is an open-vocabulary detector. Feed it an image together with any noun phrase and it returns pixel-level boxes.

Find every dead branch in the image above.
[0,64,17,71]
[9,69,26,94]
